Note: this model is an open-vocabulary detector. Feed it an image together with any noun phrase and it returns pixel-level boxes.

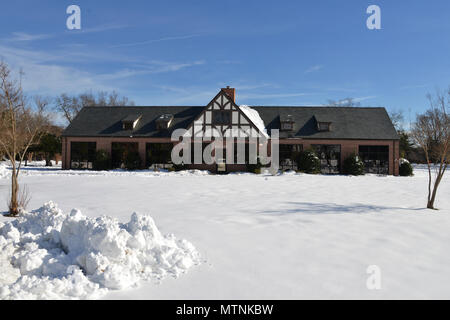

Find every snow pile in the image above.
[400,158,410,165]
[17,167,211,178]
[239,105,269,138]
[0,202,201,299]
[0,162,10,179]
[308,152,319,161]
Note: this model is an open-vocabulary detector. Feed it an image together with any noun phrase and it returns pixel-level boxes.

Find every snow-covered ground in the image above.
[1,161,449,299]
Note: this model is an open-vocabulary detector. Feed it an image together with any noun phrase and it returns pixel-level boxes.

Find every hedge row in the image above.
[90,149,414,176]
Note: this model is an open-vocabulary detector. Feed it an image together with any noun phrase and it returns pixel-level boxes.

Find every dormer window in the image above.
[317,122,331,132]
[122,114,142,130]
[156,114,174,131]
[281,122,293,131]
[314,115,332,132]
[280,114,294,131]
[123,122,133,130]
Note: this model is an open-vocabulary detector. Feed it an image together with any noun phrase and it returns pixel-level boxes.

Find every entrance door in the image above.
[216,146,227,173]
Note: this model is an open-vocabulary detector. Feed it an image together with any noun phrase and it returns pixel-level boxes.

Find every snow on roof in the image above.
[239,105,269,138]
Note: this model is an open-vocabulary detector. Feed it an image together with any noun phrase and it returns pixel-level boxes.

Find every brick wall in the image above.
[62,136,399,175]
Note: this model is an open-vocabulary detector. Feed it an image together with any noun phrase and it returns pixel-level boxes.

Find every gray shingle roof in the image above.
[122,114,142,122]
[62,105,399,140]
[62,106,204,138]
[253,106,399,140]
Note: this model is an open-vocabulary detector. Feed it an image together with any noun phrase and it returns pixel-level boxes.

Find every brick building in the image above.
[61,87,400,175]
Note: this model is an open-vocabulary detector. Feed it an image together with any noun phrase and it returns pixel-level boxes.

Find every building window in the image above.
[111,142,139,169]
[70,142,96,169]
[146,143,173,168]
[359,145,389,174]
[317,122,331,132]
[281,122,294,131]
[155,114,174,131]
[212,110,231,125]
[122,115,142,130]
[279,144,303,170]
[122,122,134,130]
[312,144,341,174]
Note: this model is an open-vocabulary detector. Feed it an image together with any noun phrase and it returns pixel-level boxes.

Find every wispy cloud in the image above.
[5,32,53,42]
[0,44,205,96]
[240,92,311,99]
[67,24,128,35]
[2,24,128,43]
[354,95,377,102]
[171,90,219,104]
[110,34,202,48]
[143,84,306,105]
[231,83,276,91]
[304,65,324,74]
[97,60,205,81]
[0,45,112,93]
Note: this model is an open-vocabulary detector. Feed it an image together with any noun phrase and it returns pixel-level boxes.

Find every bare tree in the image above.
[0,61,49,216]
[411,88,449,209]
[54,93,82,124]
[388,110,404,132]
[55,90,135,124]
[33,95,51,113]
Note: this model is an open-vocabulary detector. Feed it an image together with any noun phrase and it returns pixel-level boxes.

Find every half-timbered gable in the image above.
[183,89,268,140]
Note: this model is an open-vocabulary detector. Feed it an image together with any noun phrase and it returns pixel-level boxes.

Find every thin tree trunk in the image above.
[428,163,447,209]
[10,164,19,215]
[425,156,433,208]
[428,173,442,209]
[428,178,440,209]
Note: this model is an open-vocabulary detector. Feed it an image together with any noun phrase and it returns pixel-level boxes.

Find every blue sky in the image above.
[0,0,449,126]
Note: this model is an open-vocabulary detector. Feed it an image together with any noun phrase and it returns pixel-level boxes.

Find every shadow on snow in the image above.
[258,201,425,215]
